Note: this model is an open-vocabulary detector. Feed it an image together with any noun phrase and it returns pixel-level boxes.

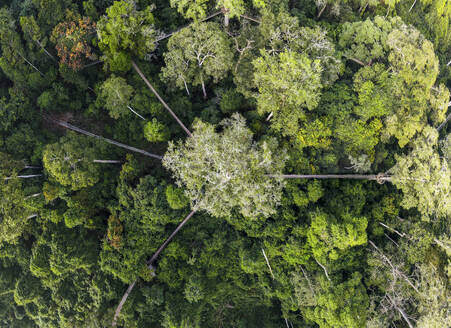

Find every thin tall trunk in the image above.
[17,50,44,76]
[155,11,222,43]
[349,57,366,66]
[224,14,229,27]
[262,248,275,279]
[35,39,56,61]
[387,295,415,328]
[112,209,198,327]
[200,76,207,99]
[384,233,400,247]
[409,0,418,12]
[317,4,327,18]
[147,209,197,265]
[379,222,406,238]
[234,54,244,73]
[112,88,146,121]
[25,193,42,199]
[240,14,261,23]
[300,265,316,297]
[23,165,41,169]
[314,258,331,281]
[4,174,43,180]
[267,174,390,183]
[447,60,451,66]
[112,280,136,327]
[92,160,123,164]
[368,240,419,293]
[82,60,104,69]
[49,118,162,160]
[285,318,290,328]
[132,61,192,137]
[437,112,451,131]
[359,2,369,14]
[127,105,146,121]
[183,79,190,96]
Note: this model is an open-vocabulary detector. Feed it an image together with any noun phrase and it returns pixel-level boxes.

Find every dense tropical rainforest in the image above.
[0,0,450,327]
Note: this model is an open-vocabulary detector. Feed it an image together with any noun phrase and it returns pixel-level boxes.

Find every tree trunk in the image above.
[25,193,42,199]
[17,50,44,76]
[155,11,222,42]
[4,174,43,180]
[314,258,331,281]
[262,248,275,279]
[387,295,415,328]
[127,105,146,120]
[395,306,414,328]
[131,61,192,137]
[112,280,136,327]
[349,57,366,66]
[49,118,163,160]
[240,14,261,24]
[437,112,451,131]
[23,165,41,169]
[379,222,406,238]
[368,240,419,293]
[92,160,123,164]
[200,76,207,99]
[183,79,190,96]
[359,2,369,14]
[224,14,229,27]
[35,39,56,61]
[147,209,197,265]
[300,265,316,297]
[409,0,418,12]
[112,209,198,326]
[317,4,327,19]
[267,174,391,184]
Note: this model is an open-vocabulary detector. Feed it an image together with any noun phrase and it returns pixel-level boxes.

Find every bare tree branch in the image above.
[262,248,275,279]
[314,258,331,281]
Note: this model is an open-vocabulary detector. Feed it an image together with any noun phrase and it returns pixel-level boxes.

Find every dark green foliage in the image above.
[0,1,450,327]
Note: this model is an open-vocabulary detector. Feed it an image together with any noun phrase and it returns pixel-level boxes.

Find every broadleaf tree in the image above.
[163,113,287,219]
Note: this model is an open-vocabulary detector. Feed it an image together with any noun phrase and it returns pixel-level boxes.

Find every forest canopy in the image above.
[0,0,450,327]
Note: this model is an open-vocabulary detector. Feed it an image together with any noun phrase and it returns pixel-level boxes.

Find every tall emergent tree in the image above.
[161,22,233,99]
[97,0,159,71]
[163,113,287,219]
